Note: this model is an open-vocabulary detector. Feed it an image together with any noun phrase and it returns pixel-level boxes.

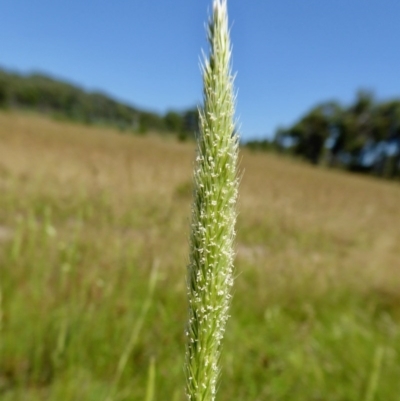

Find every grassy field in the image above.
[0,111,400,401]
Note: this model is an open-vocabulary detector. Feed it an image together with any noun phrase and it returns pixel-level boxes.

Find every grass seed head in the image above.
[185,0,239,400]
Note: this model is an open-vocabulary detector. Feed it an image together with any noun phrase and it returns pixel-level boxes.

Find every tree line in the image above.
[246,91,400,180]
[0,68,198,139]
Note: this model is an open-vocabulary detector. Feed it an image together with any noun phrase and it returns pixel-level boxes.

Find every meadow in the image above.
[0,111,400,400]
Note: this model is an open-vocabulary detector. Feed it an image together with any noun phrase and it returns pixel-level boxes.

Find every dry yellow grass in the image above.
[240,149,400,293]
[1,111,399,292]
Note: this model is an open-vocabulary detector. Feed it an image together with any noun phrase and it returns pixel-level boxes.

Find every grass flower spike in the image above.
[185,1,239,400]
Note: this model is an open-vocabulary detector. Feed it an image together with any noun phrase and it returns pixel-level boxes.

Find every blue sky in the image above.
[1,1,400,140]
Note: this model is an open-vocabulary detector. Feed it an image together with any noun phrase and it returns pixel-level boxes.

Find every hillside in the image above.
[0,68,198,137]
[1,112,400,400]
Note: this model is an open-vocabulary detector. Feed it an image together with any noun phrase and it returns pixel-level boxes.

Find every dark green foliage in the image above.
[163,108,199,140]
[164,111,184,133]
[0,74,9,108]
[266,92,400,180]
[245,139,273,152]
[0,67,196,136]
